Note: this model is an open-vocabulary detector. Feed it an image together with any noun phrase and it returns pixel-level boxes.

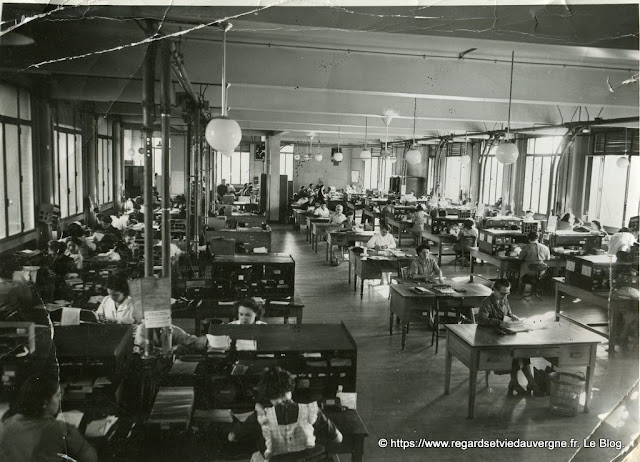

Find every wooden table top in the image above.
[446,322,603,347]
[390,281,491,299]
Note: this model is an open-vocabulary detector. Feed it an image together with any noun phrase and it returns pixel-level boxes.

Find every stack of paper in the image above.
[206,335,231,352]
[235,339,257,351]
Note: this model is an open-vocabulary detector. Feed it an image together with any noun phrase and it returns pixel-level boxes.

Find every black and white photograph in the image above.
[0,1,638,461]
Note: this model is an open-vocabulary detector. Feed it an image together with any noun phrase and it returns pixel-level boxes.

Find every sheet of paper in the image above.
[336,392,357,410]
[206,334,230,351]
[236,339,257,351]
[61,307,81,326]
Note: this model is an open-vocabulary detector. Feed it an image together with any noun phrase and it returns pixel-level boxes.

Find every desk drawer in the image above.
[512,347,560,359]
[478,350,512,370]
[557,345,592,366]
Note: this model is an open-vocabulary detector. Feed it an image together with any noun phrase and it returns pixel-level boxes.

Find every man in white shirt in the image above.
[366,224,397,250]
[313,202,331,218]
[608,227,637,255]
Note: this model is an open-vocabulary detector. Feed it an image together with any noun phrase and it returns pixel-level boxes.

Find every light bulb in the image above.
[294,154,301,160]
[616,156,630,168]
[360,149,371,159]
[315,154,323,161]
[495,142,519,164]
[405,147,421,165]
[205,117,242,152]
[333,152,344,162]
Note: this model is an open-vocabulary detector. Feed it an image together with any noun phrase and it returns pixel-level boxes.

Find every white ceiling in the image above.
[1,3,638,145]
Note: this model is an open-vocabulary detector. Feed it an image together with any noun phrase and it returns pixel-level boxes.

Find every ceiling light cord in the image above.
[412,97,417,145]
[506,51,514,137]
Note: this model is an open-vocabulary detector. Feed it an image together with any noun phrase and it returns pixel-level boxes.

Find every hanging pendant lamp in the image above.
[315,139,323,161]
[405,98,421,165]
[496,51,519,165]
[334,127,344,162]
[205,22,242,153]
[294,142,301,161]
[360,117,372,159]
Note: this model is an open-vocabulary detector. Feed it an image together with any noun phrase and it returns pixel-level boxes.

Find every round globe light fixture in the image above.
[495,142,519,164]
[205,117,242,153]
[405,147,421,165]
[360,149,372,159]
[315,154,323,161]
[461,154,471,165]
[616,156,630,168]
[333,152,344,162]
[294,154,301,161]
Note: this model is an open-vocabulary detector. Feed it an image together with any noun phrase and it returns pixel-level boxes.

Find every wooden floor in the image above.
[204,224,640,462]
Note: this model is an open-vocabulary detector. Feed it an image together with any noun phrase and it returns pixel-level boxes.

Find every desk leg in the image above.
[468,352,479,419]
[360,279,365,299]
[584,344,597,413]
[444,341,452,394]
[348,256,352,284]
[469,255,475,283]
[401,324,408,350]
[438,241,443,267]
[554,284,561,321]
[326,241,329,261]
[351,435,365,462]
[389,308,394,335]
[315,235,318,253]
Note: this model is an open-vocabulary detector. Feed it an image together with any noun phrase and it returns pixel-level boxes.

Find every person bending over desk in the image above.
[476,279,544,397]
[228,367,342,462]
[229,299,267,325]
[96,273,140,324]
[366,224,396,250]
[409,243,443,281]
[0,375,97,462]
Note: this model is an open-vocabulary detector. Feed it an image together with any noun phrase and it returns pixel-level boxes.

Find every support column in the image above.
[468,142,481,206]
[160,40,172,278]
[142,42,157,277]
[112,118,123,210]
[267,133,282,222]
[184,121,192,258]
[82,107,98,227]
[32,87,55,245]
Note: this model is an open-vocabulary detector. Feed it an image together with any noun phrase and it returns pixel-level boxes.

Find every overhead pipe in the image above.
[160,40,172,278]
[142,41,157,279]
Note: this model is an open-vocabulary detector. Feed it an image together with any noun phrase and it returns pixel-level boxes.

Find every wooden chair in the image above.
[524,262,549,300]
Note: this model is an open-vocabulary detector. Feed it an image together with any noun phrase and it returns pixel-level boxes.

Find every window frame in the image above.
[521,136,562,215]
[215,150,251,186]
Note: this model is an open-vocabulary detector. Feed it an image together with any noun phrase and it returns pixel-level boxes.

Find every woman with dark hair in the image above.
[229,298,266,325]
[410,204,428,245]
[409,243,443,281]
[228,367,342,462]
[96,273,140,323]
[0,375,97,462]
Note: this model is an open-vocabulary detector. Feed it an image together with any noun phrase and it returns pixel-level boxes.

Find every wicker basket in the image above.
[549,372,585,417]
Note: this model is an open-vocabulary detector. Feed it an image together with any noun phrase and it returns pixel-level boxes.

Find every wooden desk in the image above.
[389,282,491,349]
[53,324,133,371]
[292,209,309,233]
[306,216,330,242]
[230,213,265,228]
[387,218,413,246]
[233,201,258,212]
[311,222,342,253]
[468,247,565,284]
[206,228,272,253]
[553,277,638,352]
[323,409,369,462]
[444,322,602,418]
[349,249,414,298]
[362,209,380,228]
[326,230,375,262]
[421,230,457,266]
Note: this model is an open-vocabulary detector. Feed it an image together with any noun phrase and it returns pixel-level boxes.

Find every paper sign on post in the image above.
[144,310,172,328]
[128,277,172,326]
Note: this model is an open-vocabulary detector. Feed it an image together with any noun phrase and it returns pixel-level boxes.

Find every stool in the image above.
[524,262,548,300]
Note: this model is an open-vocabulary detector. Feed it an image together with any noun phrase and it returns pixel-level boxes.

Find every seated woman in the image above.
[229,299,267,325]
[366,224,396,250]
[228,367,342,462]
[44,240,77,275]
[65,237,84,270]
[452,219,478,266]
[476,279,544,397]
[0,375,97,462]
[96,273,140,324]
[517,232,551,298]
[409,244,443,281]
[410,204,428,246]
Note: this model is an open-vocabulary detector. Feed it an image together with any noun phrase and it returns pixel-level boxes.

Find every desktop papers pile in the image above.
[206,335,231,352]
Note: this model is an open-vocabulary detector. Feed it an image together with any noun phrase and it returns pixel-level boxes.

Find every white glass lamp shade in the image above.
[205,117,242,152]
[616,156,630,168]
[495,142,519,164]
[315,154,323,161]
[221,151,233,158]
[360,149,372,159]
[333,152,344,162]
[405,147,421,165]
[294,154,301,160]
[461,154,471,165]
[127,147,136,159]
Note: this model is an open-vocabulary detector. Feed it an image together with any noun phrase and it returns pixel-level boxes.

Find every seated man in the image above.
[313,202,331,218]
[452,218,478,266]
[518,231,551,298]
[409,244,443,281]
[366,224,396,250]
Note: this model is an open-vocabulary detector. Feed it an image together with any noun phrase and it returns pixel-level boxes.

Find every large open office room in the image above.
[0,2,638,462]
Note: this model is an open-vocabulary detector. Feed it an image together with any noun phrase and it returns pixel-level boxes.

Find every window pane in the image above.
[279,153,287,176]
[5,125,22,235]
[364,160,371,190]
[67,134,76,214]
[76,135,83,214]
[599,156,626,226]
[21,126,34,230]
[107,139,113,202]
[587,156,602,220]
[523,157,533,211]
[18,88,31,121]
[230,153,240,184]
[531,157,542,212]
[444,157,461,200]
[0,125,6,238]
[221,154,231,184]
[0,84,17,118]
[215,152,221,185]
[59,132,68,217]
[539,157,551,215]
[241,152,251,184]
[627,157,640,224]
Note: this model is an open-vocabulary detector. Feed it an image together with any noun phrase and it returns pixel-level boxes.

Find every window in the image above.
[583,129,639,227]
[215,150,250,186]
[0,83,35,239]
[479,146,504,207]
[54,125,83,217]
[280,145,294,178]
[363,157,394,191]
[443,144,471,201]
[522,136,562,215]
